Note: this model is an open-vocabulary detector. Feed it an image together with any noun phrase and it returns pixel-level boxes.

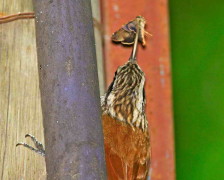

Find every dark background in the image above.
[169,0,224,179]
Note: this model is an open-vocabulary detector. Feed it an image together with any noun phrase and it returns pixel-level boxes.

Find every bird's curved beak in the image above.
[129,25,139,62]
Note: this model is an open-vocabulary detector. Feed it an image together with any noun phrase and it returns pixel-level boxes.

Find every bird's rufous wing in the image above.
[102,114,150,180]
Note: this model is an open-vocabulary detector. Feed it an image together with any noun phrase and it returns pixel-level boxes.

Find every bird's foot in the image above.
[16,134,45,156]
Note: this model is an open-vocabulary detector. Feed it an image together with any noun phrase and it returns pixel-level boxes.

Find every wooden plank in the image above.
[0,1,46,179]
[101,0,175,179]
[0,1,104,179]
[91,0,105,95]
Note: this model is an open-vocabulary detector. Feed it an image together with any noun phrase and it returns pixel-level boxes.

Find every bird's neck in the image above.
[101,62,148,131]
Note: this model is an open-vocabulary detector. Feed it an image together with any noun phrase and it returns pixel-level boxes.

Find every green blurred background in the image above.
[169,0,224,179]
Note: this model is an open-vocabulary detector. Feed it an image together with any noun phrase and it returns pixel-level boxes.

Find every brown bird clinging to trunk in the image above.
[102,16,150,180]
[17,16,151,180]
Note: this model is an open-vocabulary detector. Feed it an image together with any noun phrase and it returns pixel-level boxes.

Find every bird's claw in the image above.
[16,134,45,157]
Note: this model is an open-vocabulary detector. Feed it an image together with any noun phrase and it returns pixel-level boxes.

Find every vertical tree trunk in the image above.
[33,0,107,179]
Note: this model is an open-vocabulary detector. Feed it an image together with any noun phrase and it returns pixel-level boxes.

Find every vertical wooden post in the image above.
[0,0,46,179]
[91,0,105,95]
[101,0,175,179]
[33,0,107,179]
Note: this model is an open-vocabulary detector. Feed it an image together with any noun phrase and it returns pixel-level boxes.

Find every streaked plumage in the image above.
[101,61,147,130]
[101,60,150,179]
[102,16,151,180]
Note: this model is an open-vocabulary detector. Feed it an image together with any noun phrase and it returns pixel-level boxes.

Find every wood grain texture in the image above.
[91,0,105,95]
[0,1,105,179]
[0,1,46,179]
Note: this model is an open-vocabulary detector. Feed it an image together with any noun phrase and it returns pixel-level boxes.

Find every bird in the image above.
[17,16,151,180]
[102,16,150,180]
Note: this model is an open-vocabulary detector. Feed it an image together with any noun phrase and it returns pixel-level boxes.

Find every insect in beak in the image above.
[111,16,152,47]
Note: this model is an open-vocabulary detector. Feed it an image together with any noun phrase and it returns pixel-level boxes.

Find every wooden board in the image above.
[0,0,105,179]
[0,0,46,179]
[91,0,105,95]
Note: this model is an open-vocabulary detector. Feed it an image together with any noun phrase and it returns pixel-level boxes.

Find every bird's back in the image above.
[102,114,150,180]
